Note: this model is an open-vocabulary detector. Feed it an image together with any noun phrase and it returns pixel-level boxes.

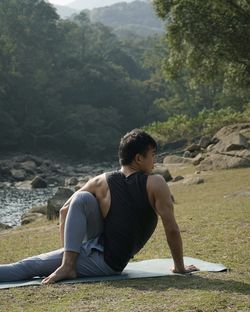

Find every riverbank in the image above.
[0,165,249,311]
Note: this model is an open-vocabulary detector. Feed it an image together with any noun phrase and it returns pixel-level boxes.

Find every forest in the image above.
[0,0,249,160]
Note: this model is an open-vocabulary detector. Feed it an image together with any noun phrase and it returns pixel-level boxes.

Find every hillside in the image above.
[68,0,135,10]
[53,0,164,37]
[89,0,164,37]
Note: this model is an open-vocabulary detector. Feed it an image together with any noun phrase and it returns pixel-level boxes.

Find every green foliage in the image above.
[0,0,158,159]
[144,107,250,144]
[153,0,250,94]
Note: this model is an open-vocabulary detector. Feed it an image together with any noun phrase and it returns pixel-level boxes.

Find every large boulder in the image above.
[10,169,26,181]
[31,176,47,188]
[163,155,193,164]
[196,123,250,170]
[198,151,250,170]
[47,187,74,220]
[152,164,173,182]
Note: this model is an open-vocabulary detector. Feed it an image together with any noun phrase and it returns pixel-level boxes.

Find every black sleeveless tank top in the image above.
[100,171,158,272]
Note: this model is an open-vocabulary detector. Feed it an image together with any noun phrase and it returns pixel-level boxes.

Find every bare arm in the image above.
[148,175,197,273]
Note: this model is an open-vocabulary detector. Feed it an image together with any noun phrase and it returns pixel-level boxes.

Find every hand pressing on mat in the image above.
[172,264,199,274]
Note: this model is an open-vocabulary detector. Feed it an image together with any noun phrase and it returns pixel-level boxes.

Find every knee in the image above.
[73,191,95,204]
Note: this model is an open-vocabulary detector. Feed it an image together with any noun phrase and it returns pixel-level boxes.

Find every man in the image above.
[0,129,197,284]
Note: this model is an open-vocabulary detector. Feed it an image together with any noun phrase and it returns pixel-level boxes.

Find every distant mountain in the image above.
[54,5,77,18]
[53,0,164,37]
[68,0,136,10]
[88,1,164,37]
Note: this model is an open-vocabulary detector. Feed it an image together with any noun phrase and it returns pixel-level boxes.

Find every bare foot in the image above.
[42,265,77,285]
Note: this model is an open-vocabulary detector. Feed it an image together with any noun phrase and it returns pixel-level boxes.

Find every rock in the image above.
[163,155,193,164]
[75,176,92,190]
[199,136,212,149]
[65,177,79,187]
[192,153,205,166]
[172,175,184,182]
[19,160,37,172]
[21,212,44,225]
[152,164,173,182]
[207,144,215,152]
[10,169,26,181]
[198,152,250,170]
[183,151,192,158]
[31,176,47,188]
[0,165,11,180]
[28,205,47,215]
[213,133,248,153]
[47,187,74,220]
[183,177,204,185]
[186,143,201,153]
[14,180,33,189]
[0,223,12,231]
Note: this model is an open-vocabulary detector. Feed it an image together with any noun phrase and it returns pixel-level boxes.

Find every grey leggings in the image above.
[0,191,119,282]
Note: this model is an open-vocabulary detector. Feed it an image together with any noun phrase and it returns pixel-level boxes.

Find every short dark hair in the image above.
[118,129,157,165]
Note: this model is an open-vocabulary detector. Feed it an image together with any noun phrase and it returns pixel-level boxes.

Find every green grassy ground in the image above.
[0,166,249,312]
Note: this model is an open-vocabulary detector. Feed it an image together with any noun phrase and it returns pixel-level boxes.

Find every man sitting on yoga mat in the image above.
[0,129,197,284]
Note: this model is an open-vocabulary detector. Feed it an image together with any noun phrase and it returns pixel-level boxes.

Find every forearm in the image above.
[166,228,185,272]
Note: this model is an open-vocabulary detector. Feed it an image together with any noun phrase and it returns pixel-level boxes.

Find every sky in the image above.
[48,0,133,6]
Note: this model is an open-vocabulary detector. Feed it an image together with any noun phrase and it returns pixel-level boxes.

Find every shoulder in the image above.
[147,174,169,191]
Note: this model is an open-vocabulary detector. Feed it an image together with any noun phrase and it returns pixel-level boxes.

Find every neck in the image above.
[120,163,141,177]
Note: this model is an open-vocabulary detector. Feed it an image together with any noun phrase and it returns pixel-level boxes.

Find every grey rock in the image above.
[184,177,204,185]
[31,176,47,188]
[183,150,192,158]
[0,223,12,231]
[19,160,37,172]
[199,136,212,149]
[172,175,184,182]
[10,169,26,181]
[21,212,44,225]
[65,177,79,186]
[186,143,201,153]
[47,187,74,220]
[152,164,173,182]
[163,155,192,164]
[192,153,204,166]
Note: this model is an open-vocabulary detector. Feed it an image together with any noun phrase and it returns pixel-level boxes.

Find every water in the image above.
[0,187,57,226]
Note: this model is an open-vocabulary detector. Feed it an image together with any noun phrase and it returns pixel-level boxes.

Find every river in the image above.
[0,187,57,227]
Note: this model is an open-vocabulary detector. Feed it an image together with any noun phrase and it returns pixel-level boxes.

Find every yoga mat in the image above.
[0,257,227,289]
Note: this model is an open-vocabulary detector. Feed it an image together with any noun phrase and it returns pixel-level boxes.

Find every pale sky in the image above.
[49,0,72,5]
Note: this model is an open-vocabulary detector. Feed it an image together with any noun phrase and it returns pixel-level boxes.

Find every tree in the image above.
[153,0,250,94]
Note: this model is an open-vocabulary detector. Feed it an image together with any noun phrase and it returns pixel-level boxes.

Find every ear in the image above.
[134,153,144,164]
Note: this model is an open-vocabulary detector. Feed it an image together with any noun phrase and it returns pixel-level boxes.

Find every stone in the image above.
[10,169,26,181]
[21,212,44,225]
[172,175,184,182]
[198,152,250,171]
[19,160,37,172]
[29,205,47,215]
[192,153,205,166]
[152,164,173,182]
[183,151,192,158]
[183,177,204,185]
[163,155,192,164]
[0,223,12,231]
[65,177,79,187]
[199,136,212,149]
[213,133,248,153]
[186,143,201,153]
[14,180,32,189]
[31,176,47,188]
[47,187,74,220]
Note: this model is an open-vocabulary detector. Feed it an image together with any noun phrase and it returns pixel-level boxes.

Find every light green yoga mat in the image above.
[0,257,227,289]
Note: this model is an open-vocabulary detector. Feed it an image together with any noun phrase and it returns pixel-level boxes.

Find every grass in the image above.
[0,166,249,312]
